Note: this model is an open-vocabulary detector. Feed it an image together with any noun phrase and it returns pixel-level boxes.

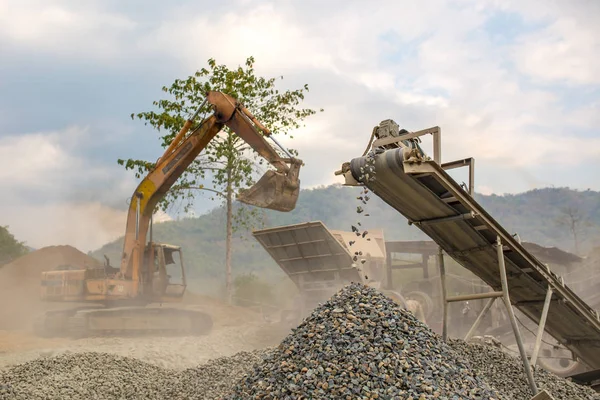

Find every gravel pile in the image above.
[0,350,268,400]
[2,283,597,400]
[223,282,500,399]
[449,339,600,400]
[164,350,267,400]
[0,352,166,400]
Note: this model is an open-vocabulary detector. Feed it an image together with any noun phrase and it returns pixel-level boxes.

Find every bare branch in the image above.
[173,186,226,198]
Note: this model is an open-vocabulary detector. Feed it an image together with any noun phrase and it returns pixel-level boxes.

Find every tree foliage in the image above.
[118,56,322,302]
[118,56,321,227]
[0,225,28,266]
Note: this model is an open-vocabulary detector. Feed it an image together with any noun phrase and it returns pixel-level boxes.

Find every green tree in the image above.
[0,225,28,266]
[118,56,322,302]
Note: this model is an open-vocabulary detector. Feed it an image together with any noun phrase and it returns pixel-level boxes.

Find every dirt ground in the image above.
[0,292,291,371]
[0,245,292,371]
[0,322,289,371]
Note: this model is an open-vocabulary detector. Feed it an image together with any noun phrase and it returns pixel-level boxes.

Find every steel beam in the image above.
[390,262,426,270]
[530,287,554,367]
[265,239,327,249]
[401,160,600,368]
[447,291,504,303]
[372,126,439,148]
[409,212,475,227]
[441,157,475,196]
[385,251,393,290]
[497,236,538,395]
[403,161,600,331]
[438,246,448,341]
[464,297,496,342]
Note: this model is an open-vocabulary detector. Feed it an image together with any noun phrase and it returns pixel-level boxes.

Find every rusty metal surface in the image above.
[344,148,600,369]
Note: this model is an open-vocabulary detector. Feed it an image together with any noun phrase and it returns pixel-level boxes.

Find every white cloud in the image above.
[0,0,136,60]
[141,2,336,76]
[0,126,138,250]
[513,18,600,85]
[1,0,600,250]
[145,0,599,172]
[0,126,86,184]
[485,0,600,85]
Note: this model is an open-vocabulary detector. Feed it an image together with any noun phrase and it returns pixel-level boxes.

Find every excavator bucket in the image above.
[237,170,299,212]
[237,161,301,212]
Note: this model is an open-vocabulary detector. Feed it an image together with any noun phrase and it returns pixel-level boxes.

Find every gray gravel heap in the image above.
[165,350,267,399]
[223,282,500,399]
[0,350,268,400]
[449,339,600,400]
[0,352,166,400]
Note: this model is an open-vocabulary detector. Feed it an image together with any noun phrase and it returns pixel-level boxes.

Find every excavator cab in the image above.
[236,159,302,212]
[148,243,186,299]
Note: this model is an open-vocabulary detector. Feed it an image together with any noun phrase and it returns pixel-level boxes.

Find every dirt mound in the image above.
[0,245,101,330]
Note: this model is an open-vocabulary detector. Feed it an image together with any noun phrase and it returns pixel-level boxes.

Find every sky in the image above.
[1,0,599,252]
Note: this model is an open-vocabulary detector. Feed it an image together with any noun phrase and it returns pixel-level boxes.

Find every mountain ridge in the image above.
[91,184,600,294]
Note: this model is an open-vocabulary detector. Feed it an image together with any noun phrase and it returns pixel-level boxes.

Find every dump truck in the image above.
[35,91,302,337]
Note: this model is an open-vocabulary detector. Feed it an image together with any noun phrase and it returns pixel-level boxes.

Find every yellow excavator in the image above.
[34,91,302,337]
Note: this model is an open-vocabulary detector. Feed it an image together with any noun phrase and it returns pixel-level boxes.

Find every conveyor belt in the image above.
[344,148,600,369]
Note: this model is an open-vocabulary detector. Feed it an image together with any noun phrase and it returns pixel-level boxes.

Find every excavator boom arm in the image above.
[119,91,302,283]
[206,91,291,171]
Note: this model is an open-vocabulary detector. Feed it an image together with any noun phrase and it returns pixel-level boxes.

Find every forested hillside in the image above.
[92,185,600,294]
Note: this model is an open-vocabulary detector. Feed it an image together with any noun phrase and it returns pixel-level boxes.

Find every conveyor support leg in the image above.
[497,236,538,395]
[437,246,448,341]
[464,297,495,342]
[530,287,553,367]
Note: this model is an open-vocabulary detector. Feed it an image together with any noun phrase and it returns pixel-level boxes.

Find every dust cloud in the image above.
[0,245,101,330]
[0,245,290,372]
[564,245,600,308]
[1,202,128,252]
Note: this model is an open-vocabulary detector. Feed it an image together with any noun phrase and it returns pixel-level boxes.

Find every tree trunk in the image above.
[225,134,234,304]
[226,183,233,303]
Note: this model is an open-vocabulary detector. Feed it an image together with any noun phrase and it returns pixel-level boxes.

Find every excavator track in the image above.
[33,307,95,338]
[34,306,213,338]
